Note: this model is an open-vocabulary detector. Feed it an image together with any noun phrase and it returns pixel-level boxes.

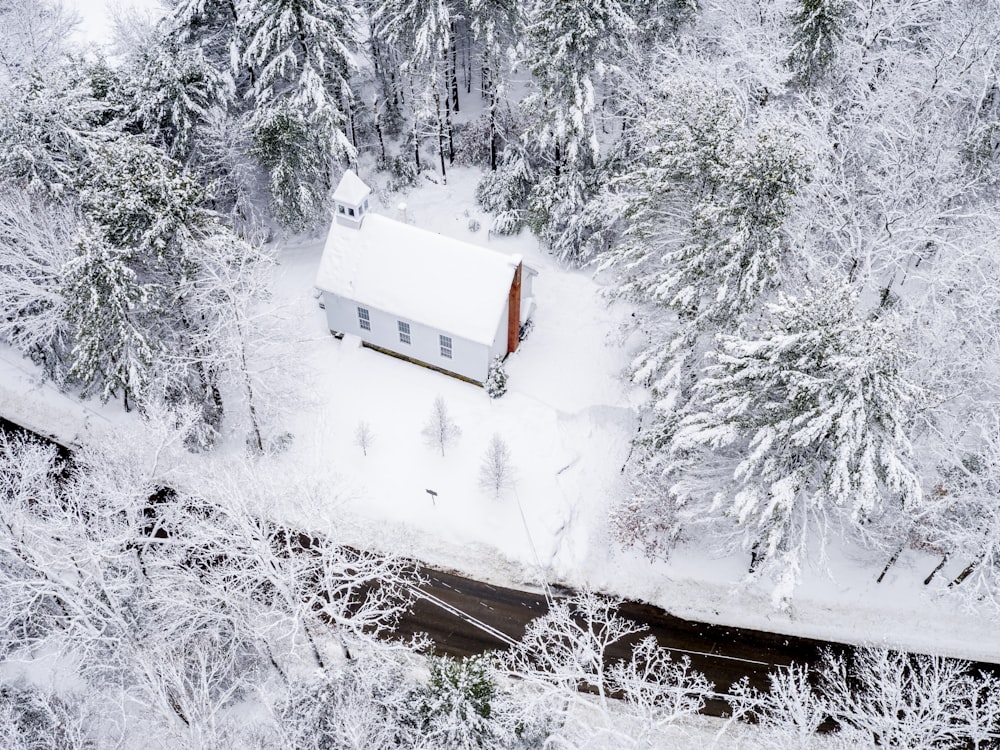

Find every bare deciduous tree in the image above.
[422,396,460,457]
[478,433,515,499]
[354,420,374,456]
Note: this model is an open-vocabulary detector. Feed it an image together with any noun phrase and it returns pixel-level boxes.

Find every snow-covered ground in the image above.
[4,162,998,671]
[256,165,1000,667]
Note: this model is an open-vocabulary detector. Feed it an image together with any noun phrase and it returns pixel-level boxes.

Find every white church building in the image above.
[315,170,536,385]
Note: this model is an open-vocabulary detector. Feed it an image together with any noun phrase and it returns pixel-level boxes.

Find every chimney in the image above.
[507,261,522,354]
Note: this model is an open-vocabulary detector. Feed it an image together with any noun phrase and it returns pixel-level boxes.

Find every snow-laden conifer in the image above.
[671,282,922,595]
[484,355,507,398]
[785,0,846,90]
[238,0,356,228]
[522,0,634,172]
[63,223,155,409]
[123,34,232,161]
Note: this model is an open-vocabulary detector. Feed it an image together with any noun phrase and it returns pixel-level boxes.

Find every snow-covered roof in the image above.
[332,170,372,206]
[316,214,522,346]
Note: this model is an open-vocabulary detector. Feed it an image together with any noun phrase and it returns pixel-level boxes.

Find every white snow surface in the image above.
[5,165,1000,675]
[315,211,522,346]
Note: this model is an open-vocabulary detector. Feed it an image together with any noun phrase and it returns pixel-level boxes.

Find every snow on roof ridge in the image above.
[332,169,372,205]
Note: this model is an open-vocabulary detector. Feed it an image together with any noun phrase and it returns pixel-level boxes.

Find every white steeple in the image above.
[332,169,372,229]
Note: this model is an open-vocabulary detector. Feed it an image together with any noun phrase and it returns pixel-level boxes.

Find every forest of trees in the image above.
[3,0,1000,745]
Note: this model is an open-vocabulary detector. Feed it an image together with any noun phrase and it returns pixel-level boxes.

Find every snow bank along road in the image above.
[6,417,999,720]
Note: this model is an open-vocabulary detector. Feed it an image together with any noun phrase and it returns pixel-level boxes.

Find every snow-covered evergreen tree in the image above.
[122,32,231,161]
[616,118,808,326]
[410,656,521,749]
[239,0,356,228]
[0,64,106,196]
[476,144,534,234]
[670,282,922,596]
[374,0,462,182]
[62,222,154,409]
[466,0,523,171]
[785,0,846,90]
[521,0,634,261]
[522,0,634,173]
[485,355,507,398]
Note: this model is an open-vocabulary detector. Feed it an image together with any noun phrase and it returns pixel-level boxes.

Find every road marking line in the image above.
[666,646,774,668]
[409,585,520,648]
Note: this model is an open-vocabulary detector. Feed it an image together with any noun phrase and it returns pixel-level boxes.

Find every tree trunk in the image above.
[445,84,454,165]
[950,552,985,587]
[923,554,948,585]
[450,25,460,113]
[489,99,498,170]
[748,540,762,574]
[373,96,386,164]
[346,93,357,150]
[434,85,447,184]
[237,316,263,454]
[876,544,904,583]
[464,31,472,94]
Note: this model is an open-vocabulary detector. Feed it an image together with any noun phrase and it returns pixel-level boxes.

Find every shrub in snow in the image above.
[387,152,418,192]
[485,356,507,399]
[467,217,481,233]
[408,656,522,748]
[518,318,534,342]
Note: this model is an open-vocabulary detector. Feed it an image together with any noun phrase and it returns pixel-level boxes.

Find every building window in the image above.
[348,207,356,217]
[337,204,345,214]
[440,335,452,359]
[398,320,411,345]
[357,306,371,331]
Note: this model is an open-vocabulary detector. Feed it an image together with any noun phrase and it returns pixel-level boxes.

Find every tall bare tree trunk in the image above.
[450,24,460,112]
[434,84,447,183]
[373,96,386,164]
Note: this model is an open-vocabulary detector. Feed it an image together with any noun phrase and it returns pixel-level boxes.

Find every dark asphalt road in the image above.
[394,568,829,716]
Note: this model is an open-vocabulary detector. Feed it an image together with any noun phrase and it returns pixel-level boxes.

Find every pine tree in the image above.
[467,0,523,171]
[485,355,507,398]
[786,0,846,90]
[410,656,518,749]
[621,123,809,326]
[522,0,634,174]
[239,0,356,228]
[670,283,922,594]
[63,224,155,409]
[122,32,231,161]
[520,0,634,262]
[0,64,105,196]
